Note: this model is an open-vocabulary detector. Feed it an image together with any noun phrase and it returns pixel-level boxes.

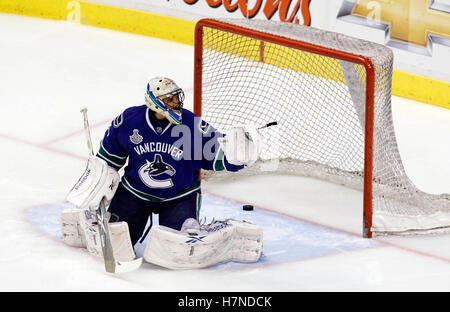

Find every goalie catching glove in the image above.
[218,124,263,167]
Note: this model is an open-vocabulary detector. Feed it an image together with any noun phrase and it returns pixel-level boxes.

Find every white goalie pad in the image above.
[61,208,136,262]
[143,218,263,269]
[218,124,263,167]
[65,156,120,211]
[61,208,86,248]
[79,210,136,262]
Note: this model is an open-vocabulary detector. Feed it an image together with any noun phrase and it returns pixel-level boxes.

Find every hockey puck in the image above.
[243,205,254,211]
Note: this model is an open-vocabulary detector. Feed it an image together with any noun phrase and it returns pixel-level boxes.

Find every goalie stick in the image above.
[80,107,142,274]
[258,121,278,130]
[243,121,278,141]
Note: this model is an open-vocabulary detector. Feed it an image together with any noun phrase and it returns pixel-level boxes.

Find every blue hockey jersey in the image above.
[96,105,243,202]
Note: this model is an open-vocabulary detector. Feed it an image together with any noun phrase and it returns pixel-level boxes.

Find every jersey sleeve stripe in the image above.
[97,153,123,169]
[213,147,226,171]
[100,141,128,159]
[98,143,127,167]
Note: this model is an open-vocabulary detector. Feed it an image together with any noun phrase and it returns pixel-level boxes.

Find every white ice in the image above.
[0,13,450,291]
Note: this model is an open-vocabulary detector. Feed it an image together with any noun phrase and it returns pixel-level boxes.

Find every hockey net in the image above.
[194,18,450,237]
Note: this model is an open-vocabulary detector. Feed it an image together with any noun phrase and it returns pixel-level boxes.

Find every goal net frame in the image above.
[193,18,449,238]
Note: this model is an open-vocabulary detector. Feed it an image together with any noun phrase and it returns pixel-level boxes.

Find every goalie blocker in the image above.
[62,156,138,262]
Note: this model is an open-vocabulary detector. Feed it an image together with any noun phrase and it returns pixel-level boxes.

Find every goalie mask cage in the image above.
[193,18,450,238]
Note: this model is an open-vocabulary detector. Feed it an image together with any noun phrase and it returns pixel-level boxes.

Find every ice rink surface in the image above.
[1,13,450,292]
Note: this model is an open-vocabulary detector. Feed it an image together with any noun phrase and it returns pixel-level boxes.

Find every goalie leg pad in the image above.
[79,210,136,262]
[143,218,263,269]
[229,219,264,263]
[61,208,86,248]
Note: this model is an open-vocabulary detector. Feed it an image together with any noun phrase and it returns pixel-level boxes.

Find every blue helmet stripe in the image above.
[146,82,182,124]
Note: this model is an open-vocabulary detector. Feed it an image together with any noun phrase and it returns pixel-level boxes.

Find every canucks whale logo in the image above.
[138,154,176,188]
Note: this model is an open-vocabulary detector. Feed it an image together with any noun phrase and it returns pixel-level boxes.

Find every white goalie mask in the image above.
[145,77,185,125]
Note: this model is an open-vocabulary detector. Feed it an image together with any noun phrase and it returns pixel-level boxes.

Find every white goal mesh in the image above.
[195,19,450,237]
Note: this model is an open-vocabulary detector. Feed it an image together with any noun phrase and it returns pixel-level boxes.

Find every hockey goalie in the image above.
[61,77,264,270]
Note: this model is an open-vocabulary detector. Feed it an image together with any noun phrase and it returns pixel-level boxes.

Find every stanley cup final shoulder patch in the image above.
[130,129,143,145]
